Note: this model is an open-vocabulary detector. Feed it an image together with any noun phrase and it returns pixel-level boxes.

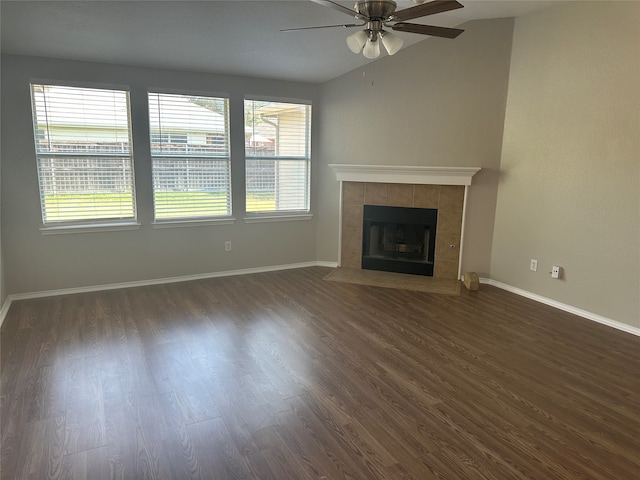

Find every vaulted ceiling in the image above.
[1,1,556,83]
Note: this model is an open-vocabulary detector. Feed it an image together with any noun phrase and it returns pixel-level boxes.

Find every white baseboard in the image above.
[0,297,13,329]
[314,261,340,268]
[483,278,640,338]
[0,261,339,327]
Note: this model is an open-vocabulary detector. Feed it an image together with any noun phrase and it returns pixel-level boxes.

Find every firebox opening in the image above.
[362,205,437,276]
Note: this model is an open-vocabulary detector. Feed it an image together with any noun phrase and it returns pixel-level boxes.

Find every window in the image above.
[244,99,311,214]
[148,92,231,221]
[30,84,136,225]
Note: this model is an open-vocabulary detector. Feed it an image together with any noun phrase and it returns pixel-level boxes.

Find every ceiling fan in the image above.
[282,0,465,59]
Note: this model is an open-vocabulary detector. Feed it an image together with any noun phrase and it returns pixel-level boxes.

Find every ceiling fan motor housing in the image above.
[355,0,397,23]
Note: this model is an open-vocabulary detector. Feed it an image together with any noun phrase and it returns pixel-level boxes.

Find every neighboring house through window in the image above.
[244,99,311,215]
[148,92,231,221]
[30,83,137,225]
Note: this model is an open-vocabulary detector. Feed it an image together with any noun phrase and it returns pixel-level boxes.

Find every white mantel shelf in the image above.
[329,164,481,186]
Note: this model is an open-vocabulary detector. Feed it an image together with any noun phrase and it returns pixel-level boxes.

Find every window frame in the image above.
[243,97,312,220]
[30,81,139,231]
[148,90,234,225]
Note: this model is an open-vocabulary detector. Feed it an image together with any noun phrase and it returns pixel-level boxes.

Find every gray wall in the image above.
[1,55,320,294]
[491,2,640,327]
[0,152,4,307]
[315,18,515,278]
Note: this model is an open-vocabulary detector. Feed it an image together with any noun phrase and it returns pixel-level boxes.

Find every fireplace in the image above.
[362,205,437,276]
[329,164,481,280]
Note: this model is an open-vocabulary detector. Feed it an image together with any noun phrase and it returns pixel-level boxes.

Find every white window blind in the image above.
[30,84,136,224]
[244,99,311,214]
[148,92,231,220]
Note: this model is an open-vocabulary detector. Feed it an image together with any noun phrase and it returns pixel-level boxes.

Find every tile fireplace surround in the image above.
[329,165,481,280]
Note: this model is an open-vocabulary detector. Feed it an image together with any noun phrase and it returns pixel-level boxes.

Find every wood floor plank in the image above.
[61,445,113,480]
[262,444,317,480]
[2,266,639,479]
[187,416,251,480]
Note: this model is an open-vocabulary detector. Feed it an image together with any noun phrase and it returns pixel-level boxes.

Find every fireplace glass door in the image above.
[362,205,437,276]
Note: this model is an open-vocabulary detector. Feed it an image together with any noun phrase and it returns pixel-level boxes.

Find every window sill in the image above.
[40,222,141,235]
[243,213,313,224]
[152,217,236,229]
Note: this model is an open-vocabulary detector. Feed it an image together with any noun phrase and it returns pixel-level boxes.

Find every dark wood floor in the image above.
[1,267,639,479]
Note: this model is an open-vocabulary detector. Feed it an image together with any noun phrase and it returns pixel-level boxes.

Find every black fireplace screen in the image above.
[362,205,437,276]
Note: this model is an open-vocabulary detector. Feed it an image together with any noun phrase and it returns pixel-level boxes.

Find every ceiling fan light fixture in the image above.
[380,30,404,55]
[363,36,380,59]
[346,30,369,53]
[287,0,465,59]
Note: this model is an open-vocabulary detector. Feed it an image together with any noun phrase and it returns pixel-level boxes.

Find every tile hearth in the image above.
[325,267,461,295]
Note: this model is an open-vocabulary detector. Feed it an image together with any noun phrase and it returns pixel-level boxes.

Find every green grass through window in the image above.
[43,191,278,222]
[43,193,135,222]
[245,192,277,213]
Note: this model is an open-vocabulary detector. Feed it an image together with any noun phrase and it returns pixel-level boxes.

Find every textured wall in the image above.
[491,2,640,327]
[0,173,4,307]
[315,18,515,278]
[1,55,319,294]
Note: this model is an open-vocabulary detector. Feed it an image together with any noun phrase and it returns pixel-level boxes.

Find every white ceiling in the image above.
[1,0,557,83]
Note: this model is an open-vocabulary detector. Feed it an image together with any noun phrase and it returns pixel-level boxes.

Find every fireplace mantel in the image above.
[329,164,481,186]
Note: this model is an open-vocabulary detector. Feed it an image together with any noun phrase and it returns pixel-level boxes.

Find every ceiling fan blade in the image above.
[392,0,463,22]
[310,0,367,20]
[392,22,464,39]
[281,23,363,32]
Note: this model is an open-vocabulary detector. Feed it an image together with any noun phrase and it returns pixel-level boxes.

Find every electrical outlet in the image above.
[225,241,232,252]
[551,265,561,279]
[530,259,538,272]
